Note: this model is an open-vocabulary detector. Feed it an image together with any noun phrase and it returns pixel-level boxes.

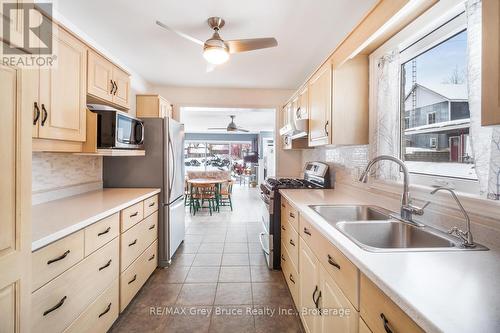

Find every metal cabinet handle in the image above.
[289,212,295,218]
[281,203,285,208]
[312,286,319,306]
[148,254,155,261]
[281,225,286,231]
[303,227,311,236]
[289,274,295,284]
[324,120,329,136]
[148,224,155,230]
[98,259,112,271]
[113,81,118,95]
[327,254,340,270]
[98,227,111,237]
[129,211,138,218]
[315,291,322,315]
[43,296,67,316]
[289,239,295,247]
[128,274,137,284]
[110,79,114,94]
[281,254,286,261]
[33,102,40,125]
[41,104,48,126]
[149,202,155,207]
[47,250,70,265]
[128,239,137,247]
[380,313,393,333]
[98,303,112,318]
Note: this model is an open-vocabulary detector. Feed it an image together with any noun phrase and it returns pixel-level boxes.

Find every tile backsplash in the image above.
[32,153,102,194]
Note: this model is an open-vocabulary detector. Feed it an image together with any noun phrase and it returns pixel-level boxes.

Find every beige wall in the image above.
[151,85,303,177]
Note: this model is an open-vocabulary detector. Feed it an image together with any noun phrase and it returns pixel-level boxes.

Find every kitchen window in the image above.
[399,15,477,182]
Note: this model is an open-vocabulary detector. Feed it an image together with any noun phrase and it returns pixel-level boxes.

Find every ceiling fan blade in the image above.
[207,127,227,130]
[156,20,204,46]
[226,38,278,53]
[236,128,250,132]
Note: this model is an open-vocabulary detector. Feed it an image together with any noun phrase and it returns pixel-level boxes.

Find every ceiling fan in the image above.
[155,17,278,69]
[208,115,249,132]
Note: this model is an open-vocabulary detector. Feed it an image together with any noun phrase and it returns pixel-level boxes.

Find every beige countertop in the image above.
[32,188,161,251]
[280,187,500,333]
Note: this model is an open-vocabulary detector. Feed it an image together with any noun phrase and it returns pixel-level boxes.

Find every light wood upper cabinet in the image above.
[308,63,332,146]
[87,50,114,103]
[87,50,131,110]
[482,0,500,126]
[298,86,309,119]
[136,95,173,118]
[0,62,32,333]
[38,26,87,142]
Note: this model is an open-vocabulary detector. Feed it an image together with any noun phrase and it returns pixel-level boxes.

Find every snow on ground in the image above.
[406,161,478,180]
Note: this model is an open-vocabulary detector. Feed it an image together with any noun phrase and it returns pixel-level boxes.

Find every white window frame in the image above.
[404,117,410,129]
[369,1,480,195]
[427,112,436,125]
[429,137,437,148]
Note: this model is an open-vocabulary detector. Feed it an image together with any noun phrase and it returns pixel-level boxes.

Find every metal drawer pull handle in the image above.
[281,254,286,261]
[303,227,311,236]
[98,303,112,318]
[47,250,70,265]
[149,202,155,207]
[33,102,40,125]
[289,274,295,284]
[41,104,48,126]
[289,239,295,247]
[380,313,393,333]
[130,211,138,218]
[148,254,155,261]
[98,227,111,237]
[289,212,295,218]
[128,274,137,284]
[128,239,137,247]
[99,259,112,271]
[43,296,67,316]
[327,254,340,270]
[149,224,155,230]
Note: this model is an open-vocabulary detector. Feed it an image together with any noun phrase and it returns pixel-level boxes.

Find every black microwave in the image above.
[87,104,144,150]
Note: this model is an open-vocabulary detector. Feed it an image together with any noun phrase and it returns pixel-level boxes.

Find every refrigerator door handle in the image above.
[168,133,175,203]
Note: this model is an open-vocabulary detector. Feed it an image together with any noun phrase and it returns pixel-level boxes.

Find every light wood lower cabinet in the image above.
[359,318,373,333]
[120,240,158,311]
[31,238,119,333]
[120,201,144,232]
[299,238,321,333]
[84,213,119,256]
[64,278,119,333]
[120,211,158,271]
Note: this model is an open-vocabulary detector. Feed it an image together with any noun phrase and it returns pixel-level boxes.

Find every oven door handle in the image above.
[258,232,270,255]
[260,192,270,206]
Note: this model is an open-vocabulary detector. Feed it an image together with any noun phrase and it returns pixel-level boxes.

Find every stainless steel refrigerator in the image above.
[103,118,185,267]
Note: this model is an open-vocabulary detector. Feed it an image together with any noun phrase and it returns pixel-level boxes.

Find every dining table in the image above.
[186,178,230,214]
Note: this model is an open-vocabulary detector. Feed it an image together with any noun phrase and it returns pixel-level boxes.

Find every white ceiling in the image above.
[180,107,275,133]
[57,0,376,89]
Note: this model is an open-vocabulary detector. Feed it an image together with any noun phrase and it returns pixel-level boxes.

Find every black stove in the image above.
[258,162,332,269]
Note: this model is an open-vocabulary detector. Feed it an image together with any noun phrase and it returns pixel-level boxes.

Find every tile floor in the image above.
[110,186,304,333]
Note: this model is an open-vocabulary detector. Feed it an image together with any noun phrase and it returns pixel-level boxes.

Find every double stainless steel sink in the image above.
[308,205,488,252]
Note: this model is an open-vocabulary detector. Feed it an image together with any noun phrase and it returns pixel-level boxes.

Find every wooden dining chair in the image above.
[191,183,219,215]
[217,181,233,211]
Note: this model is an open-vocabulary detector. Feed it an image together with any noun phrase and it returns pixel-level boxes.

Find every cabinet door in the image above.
[0,63,31,333]
[39,27,87,141]
[482,0,500,125]
[308,63,332,146]
[112,66,130,109]
[298,87,308,119]
[319,266,358,333]
[87,50,113,103]
[0,0,32,49]
[299,238,320,333]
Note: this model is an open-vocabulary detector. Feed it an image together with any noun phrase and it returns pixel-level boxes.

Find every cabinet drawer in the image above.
[84,213,119,256]
[120,201,144,232]
[281,242,299,306]
[120,240,158,311]
[64,278,119,333]
[32,230,85,291]
[283,219,299,271]
[300,216,359,309]
[143,194,159,218]
[287,204,299,232]
[32,238,119,333]
[120,211,158,271]
[360,274,424,333]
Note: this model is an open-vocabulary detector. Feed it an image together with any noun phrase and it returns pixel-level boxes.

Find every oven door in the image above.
[258,191,273,269]
[115,113,144,149]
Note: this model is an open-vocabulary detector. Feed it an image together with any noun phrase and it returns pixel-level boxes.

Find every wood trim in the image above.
[33,138,83,152]
[81,109,97,153]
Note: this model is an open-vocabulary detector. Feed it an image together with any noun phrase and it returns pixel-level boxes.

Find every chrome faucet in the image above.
[430,186,475,248]
[359,155,429,225]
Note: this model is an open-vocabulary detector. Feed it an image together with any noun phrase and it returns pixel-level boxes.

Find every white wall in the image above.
[152,85,303,178]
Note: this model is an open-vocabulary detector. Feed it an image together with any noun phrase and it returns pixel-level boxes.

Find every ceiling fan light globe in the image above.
[203,46,229,65]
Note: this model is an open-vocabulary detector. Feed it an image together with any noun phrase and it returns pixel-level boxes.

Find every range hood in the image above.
[279,118,309,139]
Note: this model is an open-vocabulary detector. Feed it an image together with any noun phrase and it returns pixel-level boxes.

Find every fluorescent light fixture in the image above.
[348,0,426,59]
